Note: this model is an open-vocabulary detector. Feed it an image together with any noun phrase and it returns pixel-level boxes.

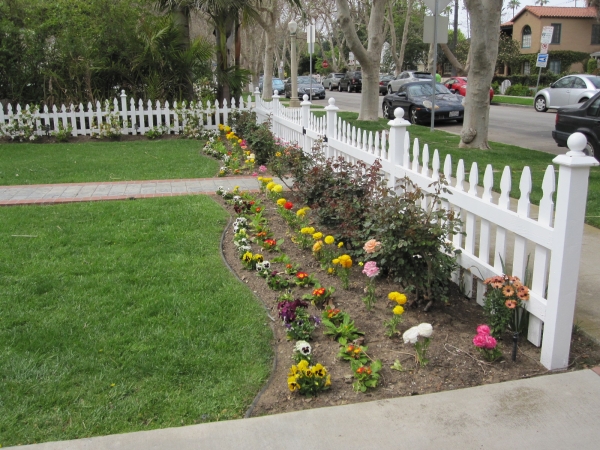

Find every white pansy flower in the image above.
[295,340,311,355]
[402,326,420,344]
[262,261,271,269]
[417,323,433,338]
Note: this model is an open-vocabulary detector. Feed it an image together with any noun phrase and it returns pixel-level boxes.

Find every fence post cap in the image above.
[325,97,339,111]
[120,90,126,97]
[301,94,311,105]
[388,107,410,127]
[552,132,599,167]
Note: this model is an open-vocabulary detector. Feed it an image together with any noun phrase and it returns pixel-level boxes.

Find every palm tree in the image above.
[508,0,520,18]
[535,0,549,5]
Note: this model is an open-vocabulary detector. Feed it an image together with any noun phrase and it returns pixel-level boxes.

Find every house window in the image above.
[592,24,600,44]
[522,26,532,48]
[549,60,561,73]
[523,61,531,75]
[443,63,452,74]
[551,23,561,44]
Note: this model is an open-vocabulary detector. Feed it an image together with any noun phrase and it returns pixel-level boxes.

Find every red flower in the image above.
[249,201,255,206]
[264,239,276,247]
[284,201,294,210]
[313,287,326,297]
[296,272,309,280]
[286,264,293,269]
[255,207,262,213]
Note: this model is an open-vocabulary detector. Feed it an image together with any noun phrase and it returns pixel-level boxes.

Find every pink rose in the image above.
[483,335,497,350]
[362,261,380,278]
[476,324,491,336]
[472,334,487,348]
[363,239,381,254]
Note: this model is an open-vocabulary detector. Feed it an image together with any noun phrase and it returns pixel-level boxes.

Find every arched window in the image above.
[522,26,532,48]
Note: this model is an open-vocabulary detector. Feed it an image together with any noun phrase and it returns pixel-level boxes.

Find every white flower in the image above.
[417,323,433,338]
[255,263,264,271]
[262,261,271,269]
[295,340,311,355]
[403,326,420,344]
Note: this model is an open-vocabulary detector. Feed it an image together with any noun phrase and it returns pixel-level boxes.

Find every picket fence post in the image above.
[301,94,311,154]
[272,92,280,137]
[325,98,339,159]
[541,133,599,369]
[387,107,411,190]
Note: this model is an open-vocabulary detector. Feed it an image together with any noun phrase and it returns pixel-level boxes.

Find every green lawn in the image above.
[492,95,534,107]
[315,111,600,228]
[0,139,219,186]
[0,196,273,446]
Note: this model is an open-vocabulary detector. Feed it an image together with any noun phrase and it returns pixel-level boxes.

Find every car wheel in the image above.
[382,103,392,119]
[388,86,393,95]
[534,96,548,112]
[347,84,352,93]
[329,84,334,91]
[582,134,599,161]
[409,106,419,125]
[338,83,342,92]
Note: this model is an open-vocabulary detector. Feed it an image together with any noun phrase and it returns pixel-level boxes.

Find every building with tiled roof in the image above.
[503,6,600,74]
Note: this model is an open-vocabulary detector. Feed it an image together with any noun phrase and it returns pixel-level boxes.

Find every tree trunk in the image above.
[336,0,387,120]
[397,0,413,75]
[460,0,502,149]
[171,5,194,101]
[262,27,276,100]
[386,0,401,75]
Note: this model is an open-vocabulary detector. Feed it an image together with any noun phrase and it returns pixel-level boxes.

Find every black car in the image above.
[284,76,326,100]
[382,81,464,124]
[338,71,362,93]
[553,91,600,160]
[379,75,394,95]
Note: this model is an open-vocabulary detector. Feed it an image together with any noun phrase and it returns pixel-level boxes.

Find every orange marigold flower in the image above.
[296,272,308,279]
[505,299,518,309]
[502,285,515,297]
[313,287,326,296]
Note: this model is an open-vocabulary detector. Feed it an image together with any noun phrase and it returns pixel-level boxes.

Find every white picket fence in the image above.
[255,90,599,371]
[0,90,252,137]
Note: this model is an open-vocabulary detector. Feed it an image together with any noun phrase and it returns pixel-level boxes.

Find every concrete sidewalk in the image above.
[13,369,600,450]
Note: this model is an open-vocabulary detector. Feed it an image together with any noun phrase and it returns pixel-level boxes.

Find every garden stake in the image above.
[511,332,519,362]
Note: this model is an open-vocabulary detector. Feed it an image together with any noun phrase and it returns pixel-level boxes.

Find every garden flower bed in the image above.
[206,112,600,417]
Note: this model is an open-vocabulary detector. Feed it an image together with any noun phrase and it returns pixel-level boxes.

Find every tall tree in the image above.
[336,0,388,120]
[508,0,520,18]
[460,0,502,149]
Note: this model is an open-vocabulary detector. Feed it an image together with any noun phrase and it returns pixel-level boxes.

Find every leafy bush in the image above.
[504,84,532,97]
[228,111,275,165]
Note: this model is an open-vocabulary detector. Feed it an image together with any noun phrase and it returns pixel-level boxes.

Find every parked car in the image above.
[379,74,394,95]
[552,91,600,160]
[535,74,600,112]
[382,81,464,124]
[443,77,494,102]
[322,73,345,90]
[338,71,362,92]
[284,76,326,99]
[259,77,285,95]
[386,71,432,94]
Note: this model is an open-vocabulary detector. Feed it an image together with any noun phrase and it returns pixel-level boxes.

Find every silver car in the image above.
[534,74,600,112]
[322,73,345,91]
[386,71,433,94]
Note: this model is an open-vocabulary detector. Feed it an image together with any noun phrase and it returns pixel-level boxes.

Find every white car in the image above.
[386,71,433,94]
[322,73,345,91]
[534,74,600,112]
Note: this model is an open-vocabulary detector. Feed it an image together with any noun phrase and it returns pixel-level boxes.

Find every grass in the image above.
[0,139,220,186]
[314,111,600,228]
[492,95,534,106]
[0,196,273,446]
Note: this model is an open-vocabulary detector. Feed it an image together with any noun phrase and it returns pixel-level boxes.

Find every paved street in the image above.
[309,90,561,155]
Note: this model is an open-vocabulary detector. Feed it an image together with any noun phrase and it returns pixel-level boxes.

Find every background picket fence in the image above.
[254,90,598,371]
[0,91,252,137]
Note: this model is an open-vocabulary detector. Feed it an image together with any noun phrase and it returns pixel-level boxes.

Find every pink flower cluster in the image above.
[362,261,380,278]
[259,165,268,173]
[472,324,497,350]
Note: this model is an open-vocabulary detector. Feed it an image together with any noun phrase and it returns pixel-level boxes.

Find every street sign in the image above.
[541,26,554,45]
[536,53,548,68]
[322,60,329,68]
[540,42,549,54]
[307,24,315,54]
[423,15,449,44]
[422,0,452,14]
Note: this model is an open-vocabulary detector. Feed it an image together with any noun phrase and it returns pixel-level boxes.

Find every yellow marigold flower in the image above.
[224,125,231,132]
[332,258,340,265]
[306,227,315,234]
[393,305,405,315]
[388,292,407,305]
[276,152,282,157]
[257,176,263,181]
[338,254,352,268]
[218,124,224,130]
[313,241,323,252]
[266,182,276,191]
[296,209,306,217]
[327,267,335,274]
[238,139,242,144]
[261,177,273,184]
[272,184,283,193]
[338,242,344,248]
[277,198,287,206]
[312,232,323,240]
[324,235,335,245]
[300,227,310,234]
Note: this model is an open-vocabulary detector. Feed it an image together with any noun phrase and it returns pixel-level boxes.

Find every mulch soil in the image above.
[215,189,600,418]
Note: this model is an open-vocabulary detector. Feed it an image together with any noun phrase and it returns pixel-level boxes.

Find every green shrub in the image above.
[587,58,598,74]
[505,83,532,97]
